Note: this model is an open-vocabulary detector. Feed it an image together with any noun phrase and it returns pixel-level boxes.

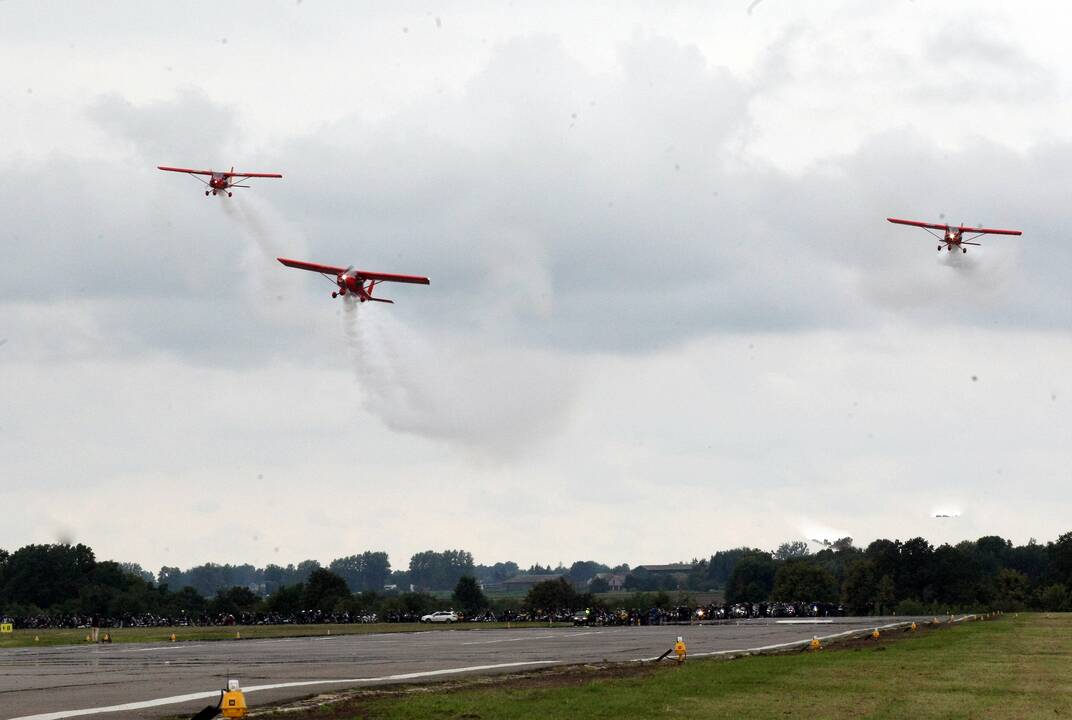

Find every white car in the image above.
[421,610,459,623]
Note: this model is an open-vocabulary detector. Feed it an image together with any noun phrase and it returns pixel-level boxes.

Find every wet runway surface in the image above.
[1,617,933,720]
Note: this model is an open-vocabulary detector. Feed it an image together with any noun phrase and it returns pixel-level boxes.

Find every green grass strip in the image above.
[334,614,1072,720]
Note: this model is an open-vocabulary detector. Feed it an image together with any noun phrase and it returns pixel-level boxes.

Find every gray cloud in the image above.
[88,88,241,164]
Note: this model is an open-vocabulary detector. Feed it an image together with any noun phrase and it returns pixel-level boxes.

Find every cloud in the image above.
[7,29,1069,361]
[87,87,241,164]
[5,4,1072,568]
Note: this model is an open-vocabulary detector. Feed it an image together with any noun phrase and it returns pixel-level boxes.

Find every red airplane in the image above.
[887,217,1022,253]
[278,257,430,303]
[157,165,283,197]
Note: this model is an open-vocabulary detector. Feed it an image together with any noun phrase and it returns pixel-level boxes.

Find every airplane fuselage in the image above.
[206,173,234,197]
[333,274,372,301]
[940,229,967,252]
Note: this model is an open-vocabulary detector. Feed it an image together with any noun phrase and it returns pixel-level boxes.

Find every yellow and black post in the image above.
[674,636,687,664]
[220,679,247,719]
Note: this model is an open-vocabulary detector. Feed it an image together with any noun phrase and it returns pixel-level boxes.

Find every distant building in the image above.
[501,574,565,592]
[633,564,693,575]
[589,573,626,591]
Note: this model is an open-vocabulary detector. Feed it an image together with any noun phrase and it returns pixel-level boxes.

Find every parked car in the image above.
[420,610,459,623]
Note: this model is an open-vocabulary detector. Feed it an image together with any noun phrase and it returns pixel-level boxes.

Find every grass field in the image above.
[0,621,567,649]
[275,613,1072,719]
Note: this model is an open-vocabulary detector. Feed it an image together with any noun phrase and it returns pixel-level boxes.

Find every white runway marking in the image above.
[461,634,555,645]
[461,630,604,646]
[6,661,558,720]
[775,619,833,624]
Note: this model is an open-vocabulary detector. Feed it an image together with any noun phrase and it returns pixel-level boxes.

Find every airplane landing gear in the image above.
[205,190,210,196]
[227,191,233,197]
[332,291,338,298]
[962,248,967,253]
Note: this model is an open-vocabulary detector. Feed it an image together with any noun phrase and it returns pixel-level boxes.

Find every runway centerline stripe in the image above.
[5,661,557,720]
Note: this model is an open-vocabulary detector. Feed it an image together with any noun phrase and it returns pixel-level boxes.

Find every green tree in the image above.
[211,586,260,616]
[865,539,901,590]
[452,576,488,615]
[566,561,610,586]
[265,583,304,615]
[993,568,1029,611]
[1049,532,1072,586]
[409,550,475,591]
[932,543,983,606]
[329,552,392,593]
[898,537,934,601]
[525,578,577,611]
[811,539,862,589]
[588,576,610,593]
[842,560,877,615]
[973,536,1012,576]
[1006,539,1048,584]
[875,575,896,614]
[725,552,778,603]
[1039,583,1070,611]
[771,560,838,602]
[705,547,757,588]
[301,568,350,612]
[774,541,810,560]
[118,562,155,584]
[164,586,207,617]
[473,561,519,585]
[0,543,96,608]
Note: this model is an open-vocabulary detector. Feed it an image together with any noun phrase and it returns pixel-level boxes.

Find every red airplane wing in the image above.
[277,258,348,275]
[888,217,1022,236]
[158,165,214,176]
[887,217,948,231]
[225,171,283,178]
[357,270,430,285]
[277,258,430,284]
[959,225,1022,236]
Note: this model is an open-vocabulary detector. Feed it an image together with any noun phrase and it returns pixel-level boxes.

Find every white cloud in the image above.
[3,2,1072,569]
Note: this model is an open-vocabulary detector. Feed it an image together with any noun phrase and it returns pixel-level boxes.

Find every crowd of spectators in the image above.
[2,610,380,630]
[1,601,849,630]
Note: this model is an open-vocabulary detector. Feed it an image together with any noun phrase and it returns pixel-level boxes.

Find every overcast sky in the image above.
[3,1,1071,574]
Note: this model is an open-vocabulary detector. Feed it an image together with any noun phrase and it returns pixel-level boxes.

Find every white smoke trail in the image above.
[338,298,579,457]
[217,194,310,316]
[939,242,1020,302]
[865,241,1021,311]
[220,196,577,455]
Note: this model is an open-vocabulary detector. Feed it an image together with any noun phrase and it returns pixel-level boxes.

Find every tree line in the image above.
[2,532,1071,618]
[720,534,1072,613]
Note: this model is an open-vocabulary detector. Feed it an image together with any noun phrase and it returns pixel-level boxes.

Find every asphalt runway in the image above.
[1,617,943,720]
